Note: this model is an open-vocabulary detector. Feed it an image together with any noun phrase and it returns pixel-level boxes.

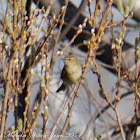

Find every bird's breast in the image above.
[65,64,82,84]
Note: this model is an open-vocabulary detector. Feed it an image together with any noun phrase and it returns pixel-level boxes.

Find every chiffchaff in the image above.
[56,55,82,92]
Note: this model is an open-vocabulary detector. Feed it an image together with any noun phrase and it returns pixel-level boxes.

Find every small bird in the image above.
[56,55,82,92]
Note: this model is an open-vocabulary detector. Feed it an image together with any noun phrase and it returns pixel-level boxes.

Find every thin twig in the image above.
[59,0,87,41]
[50,0,70,70]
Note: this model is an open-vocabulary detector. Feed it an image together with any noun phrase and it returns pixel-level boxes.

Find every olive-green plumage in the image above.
[56,55,82,92]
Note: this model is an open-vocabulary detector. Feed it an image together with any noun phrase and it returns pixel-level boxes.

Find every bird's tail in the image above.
[56,84,66,92]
